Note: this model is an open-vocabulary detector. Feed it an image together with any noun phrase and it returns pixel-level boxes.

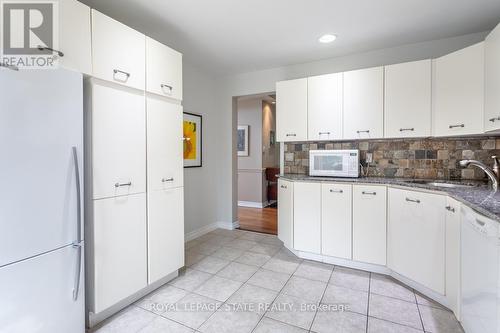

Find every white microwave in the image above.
[309,150,360,178]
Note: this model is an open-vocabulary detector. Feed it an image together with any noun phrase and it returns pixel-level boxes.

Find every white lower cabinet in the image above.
[321,183,352,259]
[148,188,184,284]
[278,179,293,249]
[352,185,387,265]
[293,182,321,254]
[92,194,147,313]
[445,197,461,318]
[388,188,446,294]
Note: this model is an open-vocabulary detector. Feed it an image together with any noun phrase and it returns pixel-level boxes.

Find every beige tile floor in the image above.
[91,228,464,333]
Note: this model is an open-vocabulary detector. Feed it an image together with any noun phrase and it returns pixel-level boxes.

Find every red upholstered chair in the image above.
[265,168,280,202]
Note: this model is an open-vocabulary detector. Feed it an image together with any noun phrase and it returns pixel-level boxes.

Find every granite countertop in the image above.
[279,174,500,222]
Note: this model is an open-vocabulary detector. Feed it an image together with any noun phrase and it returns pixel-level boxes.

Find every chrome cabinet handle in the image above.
[319,132,331,135]
[162,177,174,182]
[0,62,18,71]
[37,45,64,57]
[357,130,370,134]
[400,128,414,132]
[115,182,132,188]
[475,219,486,227]
[161,84,173,92]
[406,197,421,204]
[445,206,455,213]
[281,185,287,189]
[72,241,82,301]
[489,117,500,122]
[72,147,82,243]
[330,189,343,193]
[449,124,465,129]
[362,191,376,195]
[286,134,297,137]
[113,69,131,78]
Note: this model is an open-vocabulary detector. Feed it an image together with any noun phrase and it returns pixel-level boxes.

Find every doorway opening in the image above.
[236,94,279,235]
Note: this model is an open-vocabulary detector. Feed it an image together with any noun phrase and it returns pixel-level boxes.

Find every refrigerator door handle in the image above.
[72,242,82,301]
[72,146,82,243]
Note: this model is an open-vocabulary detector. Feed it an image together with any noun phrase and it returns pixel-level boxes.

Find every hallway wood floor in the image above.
[238,206,277,235]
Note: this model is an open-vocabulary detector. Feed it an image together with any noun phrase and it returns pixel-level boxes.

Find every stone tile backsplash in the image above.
[284,137,500,180]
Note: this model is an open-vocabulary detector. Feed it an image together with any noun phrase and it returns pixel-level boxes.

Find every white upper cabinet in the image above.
[485,23,500,132]
[308,73,343,141]
[276,78,308,142]
[92,10,146,90]
[147,96,184,191]
[91,82,146,199]
[58,0,92,75]
[384,60,432,138]
[433,42,484,136]
[343,67,384,140]
[146,37,183,100]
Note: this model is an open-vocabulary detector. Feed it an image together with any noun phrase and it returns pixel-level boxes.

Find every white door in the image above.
[445,197,461,318]
[308,73,343,141]
[146,37,183,100]
[92,10,145,90]
[352,185,386,265]
[58,0,92,75]
[485,23,500,132]
[276,79,308,142]
[384,60,432,138]
[343,67,384,139]
[278,179,293,249]
[0,245,84,333]
[0,69,83,267]
[147,96,183,191]
[91,82,146,199]
[148,188,184,284]
[321,183,352,259]
[387,188,446,294]
[92,194,147,313]
[293,182,321,254]
[433,42,484,136]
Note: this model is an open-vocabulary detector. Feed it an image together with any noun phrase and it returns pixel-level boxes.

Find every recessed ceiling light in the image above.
[319,34,337,44]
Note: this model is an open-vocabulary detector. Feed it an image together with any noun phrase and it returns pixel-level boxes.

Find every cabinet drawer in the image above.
[93,194,147,313]
[321,183,352,259]
[147,96,183,191]
[352,185,387,265]
[92,82,146,199]
[148,188,184,284]
[92,10,145,90]
[146,37,183,100]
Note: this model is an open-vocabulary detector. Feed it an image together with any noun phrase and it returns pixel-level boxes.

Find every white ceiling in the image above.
[80,0,500,76]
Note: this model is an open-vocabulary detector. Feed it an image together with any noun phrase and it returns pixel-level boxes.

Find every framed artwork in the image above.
[237,125,249,156]
[270,130,276,146]
[183,112,202,168]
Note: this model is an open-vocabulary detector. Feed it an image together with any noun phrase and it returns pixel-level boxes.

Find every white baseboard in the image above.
[238,201,265,208]
[184,223,218,242]
[216,220,240,230]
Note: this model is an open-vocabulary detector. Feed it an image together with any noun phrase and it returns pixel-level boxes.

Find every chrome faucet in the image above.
[459,157,499,191]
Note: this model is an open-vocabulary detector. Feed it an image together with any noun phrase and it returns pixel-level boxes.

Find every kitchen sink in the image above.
[404,180,476,188]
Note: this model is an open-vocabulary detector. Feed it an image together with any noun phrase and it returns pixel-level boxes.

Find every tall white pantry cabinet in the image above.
[85,9,184,326]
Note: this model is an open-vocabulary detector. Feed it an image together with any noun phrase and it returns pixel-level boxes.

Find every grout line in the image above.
[366,272,371,333]
[307,264,335,332]
[414,291,426,332]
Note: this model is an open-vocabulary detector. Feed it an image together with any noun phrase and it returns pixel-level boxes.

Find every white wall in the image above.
[182,61,219,236]
[213,31,488,226]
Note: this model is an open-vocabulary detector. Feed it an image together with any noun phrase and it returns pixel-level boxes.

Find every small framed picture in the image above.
[237,125,249,156]
[183,112,202,168]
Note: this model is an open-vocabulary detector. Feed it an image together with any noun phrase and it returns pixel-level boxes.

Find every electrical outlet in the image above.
[366,153,373,164]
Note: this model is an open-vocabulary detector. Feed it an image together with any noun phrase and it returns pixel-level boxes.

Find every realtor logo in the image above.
[1,1,59,69]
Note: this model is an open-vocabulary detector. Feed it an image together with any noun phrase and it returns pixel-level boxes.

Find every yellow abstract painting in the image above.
[183,112,202,167]
[183,120,197,159]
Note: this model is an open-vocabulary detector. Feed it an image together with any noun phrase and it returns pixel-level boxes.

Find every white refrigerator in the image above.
[0,69,84,333]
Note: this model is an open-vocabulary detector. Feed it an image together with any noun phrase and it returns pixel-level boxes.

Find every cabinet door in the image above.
[384,60,432,138]
[92,10,145,90]
[276,79,308,142]
[485,23,500,132]
[308,73,343,141]
[387,188,446,294]
[92,83,146,199]
[93,194,147,313]
[146,37,183,100]
[445,197,461,318]
[147,96,183,191]
[343,67,384,139]
[278,179,293,249]
[433,42,484,136]
[148,188,184,284]
[321,183,352,259]
[352,185,386,265]
[293,182,321,254]
[59,0,92,75]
